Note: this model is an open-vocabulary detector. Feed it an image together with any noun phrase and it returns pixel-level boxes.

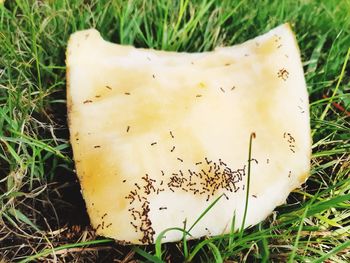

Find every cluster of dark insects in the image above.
[278,68,289,81]
[283,132,296,153]
[122,128,248,244]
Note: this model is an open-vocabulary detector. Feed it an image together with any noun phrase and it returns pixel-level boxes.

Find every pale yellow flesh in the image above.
[66,23,311,244]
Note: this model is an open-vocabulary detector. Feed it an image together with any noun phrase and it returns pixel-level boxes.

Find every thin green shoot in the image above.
[154,227,192,260]
[240,132,255,238]
[228,210,236,251]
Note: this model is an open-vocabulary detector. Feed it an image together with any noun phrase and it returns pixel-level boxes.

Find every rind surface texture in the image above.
[66,23,311,244]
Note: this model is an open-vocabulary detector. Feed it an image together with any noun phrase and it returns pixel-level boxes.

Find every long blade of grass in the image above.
[18,239,113,263]
[154,227,192,259]
[182,194,223,260]
[187,239,220,262]
[312,240,350,263]
[134,246,164,263]
[240,132,255,237]
[207,242,223,263]
[182,219,189,259]
[187,194,224,234]
[288,206,309,263]
[228,210,236,251]
[312,47,350,136]
[257,223,270,263]
[306,32,329,76]
[8,208,41,232]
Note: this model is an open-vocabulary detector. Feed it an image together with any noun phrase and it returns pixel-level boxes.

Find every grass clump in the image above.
[1,0,349,262]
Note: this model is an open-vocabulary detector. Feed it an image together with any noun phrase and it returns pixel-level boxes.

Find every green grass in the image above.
[1,0,349,262]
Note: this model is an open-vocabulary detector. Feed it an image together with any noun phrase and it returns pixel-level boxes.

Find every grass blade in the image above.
[154,227,192,260]
[18,239,113,263]
[228,210,236,251]
[134,246,164,263]
[187,194,224,234]
[8,208,41,232]
[312,240,350,263]
[207,242,223,263]
[288,206,309,263]
[312,47,350,136]
[257,223,270,263]
[240,132,256,237]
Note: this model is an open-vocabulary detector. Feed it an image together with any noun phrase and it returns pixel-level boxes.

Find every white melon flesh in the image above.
[66,23,311,245]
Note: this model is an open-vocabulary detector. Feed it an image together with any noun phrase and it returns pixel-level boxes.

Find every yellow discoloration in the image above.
[298,170,310,183]
[199,82,206,88]
[259,36,279,55]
